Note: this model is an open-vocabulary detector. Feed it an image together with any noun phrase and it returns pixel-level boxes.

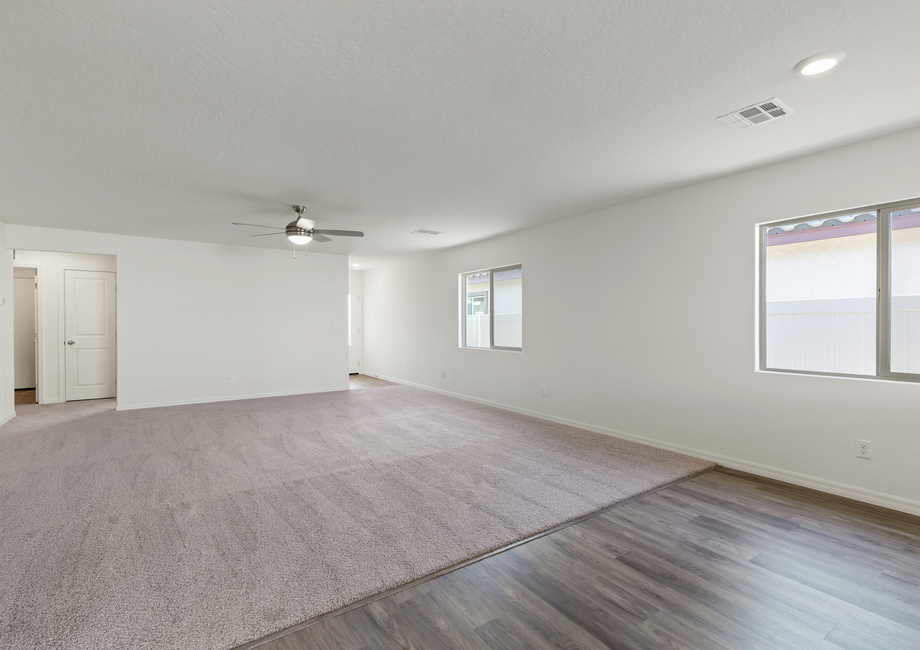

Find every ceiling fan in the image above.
[233,205,364,256]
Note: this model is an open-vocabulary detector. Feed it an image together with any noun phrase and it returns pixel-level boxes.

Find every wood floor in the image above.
[247,467,920,650]
[348,374,398,390]
[14,388,36,406]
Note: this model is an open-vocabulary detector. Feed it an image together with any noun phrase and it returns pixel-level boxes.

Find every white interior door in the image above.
[348,286,362,374]
[64,270,116,401]
[13,275,37,389]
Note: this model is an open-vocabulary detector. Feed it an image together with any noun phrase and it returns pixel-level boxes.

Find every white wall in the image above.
[5,227,349,410]
[0,221,14,424]
[12,267,37,389]
[363,125,920,516]
[348,270,364,374]
[12,251,115,403]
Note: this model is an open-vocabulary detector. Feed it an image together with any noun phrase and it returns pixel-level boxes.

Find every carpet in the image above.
[0,385,715,649]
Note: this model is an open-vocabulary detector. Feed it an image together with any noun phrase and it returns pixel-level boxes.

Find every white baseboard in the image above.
[0,411,15,427]
[370,372,920,518]
[115,385,350,411]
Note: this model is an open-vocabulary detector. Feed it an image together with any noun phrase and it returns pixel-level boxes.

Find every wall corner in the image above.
[0,220,16,424]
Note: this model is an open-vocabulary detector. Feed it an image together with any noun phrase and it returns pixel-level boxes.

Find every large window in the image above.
[461,265,522,350]
[760,198,920,381]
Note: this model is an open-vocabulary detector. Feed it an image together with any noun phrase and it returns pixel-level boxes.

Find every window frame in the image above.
[758,196,920,383]
[460,264,522,352]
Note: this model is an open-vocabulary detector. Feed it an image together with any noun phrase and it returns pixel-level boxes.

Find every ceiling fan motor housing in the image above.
[285,221,312,238]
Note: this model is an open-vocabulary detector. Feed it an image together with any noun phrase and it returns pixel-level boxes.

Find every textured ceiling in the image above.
[2,0,920,266]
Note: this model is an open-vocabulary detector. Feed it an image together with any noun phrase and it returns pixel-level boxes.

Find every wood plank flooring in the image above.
[14,388,36,406]
[247,468,920,650]
[348,374,398,390]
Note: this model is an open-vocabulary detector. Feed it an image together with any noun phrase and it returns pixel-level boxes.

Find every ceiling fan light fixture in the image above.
[286,221,313,245]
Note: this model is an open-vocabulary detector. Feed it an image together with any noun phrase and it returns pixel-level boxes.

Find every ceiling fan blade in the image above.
[311,234,332,243]
[312,229,364,237]
[232,222,284,229]
[251,232,287,237]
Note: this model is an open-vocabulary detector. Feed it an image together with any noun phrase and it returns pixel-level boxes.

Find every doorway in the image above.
[13,250,117,406]
[13,267,38,405]
[348,285,362,374]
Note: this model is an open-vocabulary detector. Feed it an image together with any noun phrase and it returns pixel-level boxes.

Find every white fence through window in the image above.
[766,296,920,374]
[466,313,522,348]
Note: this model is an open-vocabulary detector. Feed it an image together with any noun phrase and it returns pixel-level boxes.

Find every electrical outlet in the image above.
[540,386,547,397]
[227,375,234,383]
[856,439,871,459]
[440,370,446,378]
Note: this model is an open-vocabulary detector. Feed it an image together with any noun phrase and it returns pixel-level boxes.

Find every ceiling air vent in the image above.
[411,229,443,235]
[718,98,794,131]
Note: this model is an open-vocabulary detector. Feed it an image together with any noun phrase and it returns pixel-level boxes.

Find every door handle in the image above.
[66,340,75,345]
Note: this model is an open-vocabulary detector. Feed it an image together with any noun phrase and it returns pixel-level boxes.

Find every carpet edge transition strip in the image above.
[236,464,720,650]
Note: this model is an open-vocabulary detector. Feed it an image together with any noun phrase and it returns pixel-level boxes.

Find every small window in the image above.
[759,198,920,382]
[461,265,522,350]
[467,292,488,316]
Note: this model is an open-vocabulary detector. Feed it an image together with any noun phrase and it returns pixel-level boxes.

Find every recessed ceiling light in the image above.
[794,51,845,76]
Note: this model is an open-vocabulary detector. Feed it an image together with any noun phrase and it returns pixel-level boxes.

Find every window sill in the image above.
[460,346,522,353]
[757,367,920,384]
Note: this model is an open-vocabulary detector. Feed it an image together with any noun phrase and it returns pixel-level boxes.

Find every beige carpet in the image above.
[0,385,715,650]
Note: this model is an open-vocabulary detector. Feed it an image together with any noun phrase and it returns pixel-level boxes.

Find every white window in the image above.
[461,265,522,351]
[760,198,920,381]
